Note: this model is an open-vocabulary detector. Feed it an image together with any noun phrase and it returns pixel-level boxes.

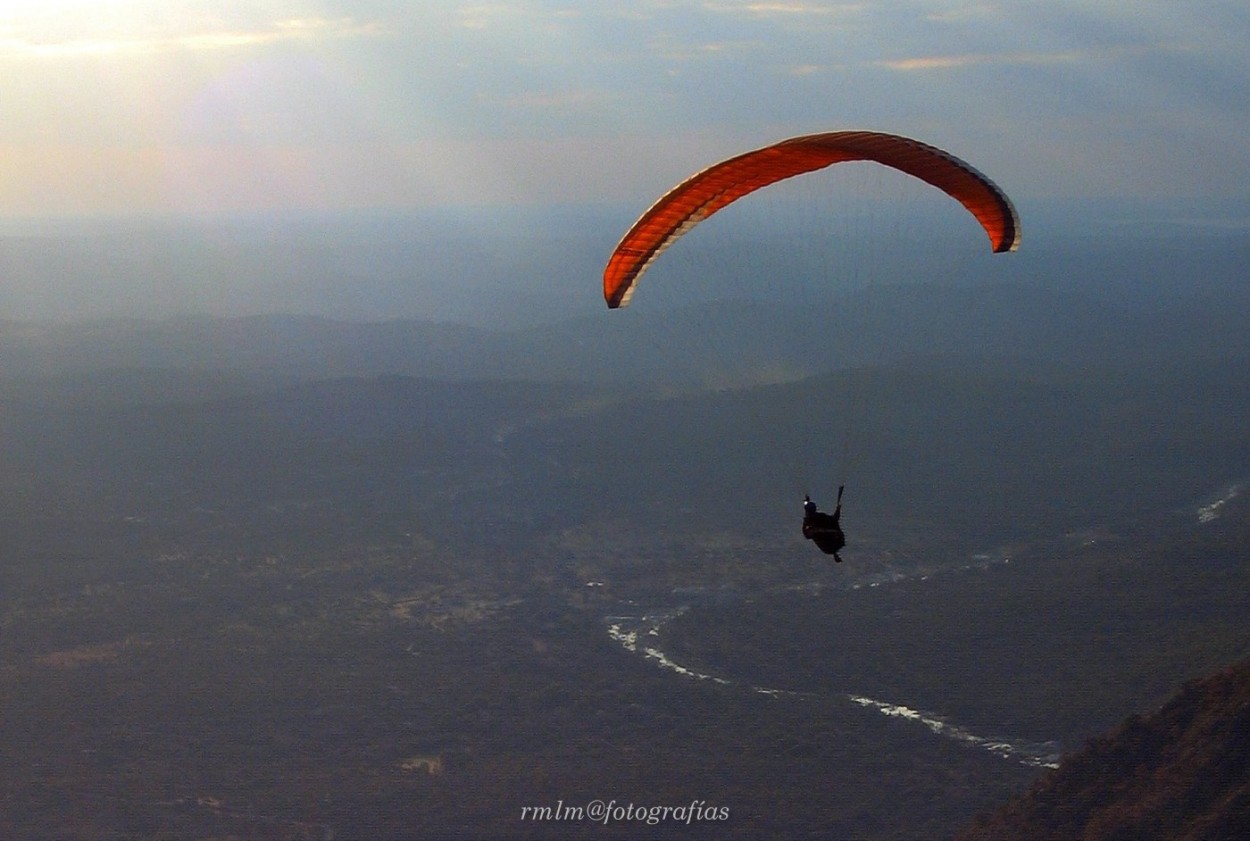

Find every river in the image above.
[599,481,1246,772]
[602,553,1064,769]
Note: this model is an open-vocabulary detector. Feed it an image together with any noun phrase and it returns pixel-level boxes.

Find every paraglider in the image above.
[603,130,1020,558]
[603,130,1019,309]
[803,487,846,562]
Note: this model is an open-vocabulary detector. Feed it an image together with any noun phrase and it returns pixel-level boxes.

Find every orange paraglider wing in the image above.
[603,130,1020,308]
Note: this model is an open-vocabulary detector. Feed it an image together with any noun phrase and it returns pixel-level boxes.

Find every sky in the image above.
[2,1,1250,221]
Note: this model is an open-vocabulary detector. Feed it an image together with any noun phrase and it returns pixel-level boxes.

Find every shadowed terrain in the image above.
[2,258,1249,838]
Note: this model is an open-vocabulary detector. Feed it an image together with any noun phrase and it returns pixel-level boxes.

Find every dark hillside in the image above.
[3,351,1248,573]
[957,657,1250,841]
[505,353,1250,564]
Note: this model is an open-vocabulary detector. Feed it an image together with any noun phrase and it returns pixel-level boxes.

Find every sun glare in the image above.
[2,3,184,55]
[0,3,361,57]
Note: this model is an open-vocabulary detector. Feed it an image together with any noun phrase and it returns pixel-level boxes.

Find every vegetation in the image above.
[1,494,1034,840]
[2,276,1249,838]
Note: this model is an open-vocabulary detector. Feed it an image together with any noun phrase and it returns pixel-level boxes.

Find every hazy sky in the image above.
[2,1,1248,219]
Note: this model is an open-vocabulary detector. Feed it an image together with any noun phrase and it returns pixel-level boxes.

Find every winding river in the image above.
[604,593,1061,769]
[600,483,1243,772]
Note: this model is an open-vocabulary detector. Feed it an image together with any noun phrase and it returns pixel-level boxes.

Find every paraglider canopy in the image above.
[603,130,1020,309]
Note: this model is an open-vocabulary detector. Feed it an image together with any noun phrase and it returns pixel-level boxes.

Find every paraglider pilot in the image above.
[803,486,845,562]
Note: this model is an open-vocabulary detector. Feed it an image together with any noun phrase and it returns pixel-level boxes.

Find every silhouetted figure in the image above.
[803,485,845,562]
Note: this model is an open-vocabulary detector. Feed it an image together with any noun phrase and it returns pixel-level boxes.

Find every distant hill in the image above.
[3,349,1248,559]
[957,657,1250,841]
[4,273,1250,386]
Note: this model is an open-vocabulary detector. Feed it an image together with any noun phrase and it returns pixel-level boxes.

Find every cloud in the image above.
[879,50,1081,71]
[0,12,385,59]
[455,4,519,31]
[922,4,1002,24]
[490,88,610,110]
[453,2,583,33]
[645,31,764,66]
[703,1,861,16]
